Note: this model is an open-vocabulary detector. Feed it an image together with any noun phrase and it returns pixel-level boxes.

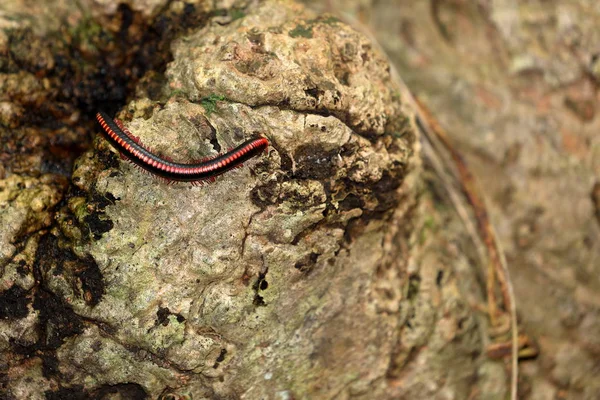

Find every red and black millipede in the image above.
[96,111,269,184]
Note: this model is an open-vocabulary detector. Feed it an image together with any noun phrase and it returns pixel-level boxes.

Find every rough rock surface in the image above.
[0,0,476,399]
[54,1,420,398]
[62,3,418,398]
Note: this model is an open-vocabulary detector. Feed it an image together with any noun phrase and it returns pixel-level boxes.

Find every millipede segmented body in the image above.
[96,111,269,183]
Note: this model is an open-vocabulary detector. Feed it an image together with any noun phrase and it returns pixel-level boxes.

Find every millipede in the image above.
[95,111,269,184]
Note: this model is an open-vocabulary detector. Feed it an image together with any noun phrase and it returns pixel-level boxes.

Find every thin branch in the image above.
[336,11,519,400]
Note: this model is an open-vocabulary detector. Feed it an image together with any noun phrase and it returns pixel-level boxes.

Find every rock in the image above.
[52,1,418,398]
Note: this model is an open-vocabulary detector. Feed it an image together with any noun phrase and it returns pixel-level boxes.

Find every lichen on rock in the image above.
[4,0,422,398]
